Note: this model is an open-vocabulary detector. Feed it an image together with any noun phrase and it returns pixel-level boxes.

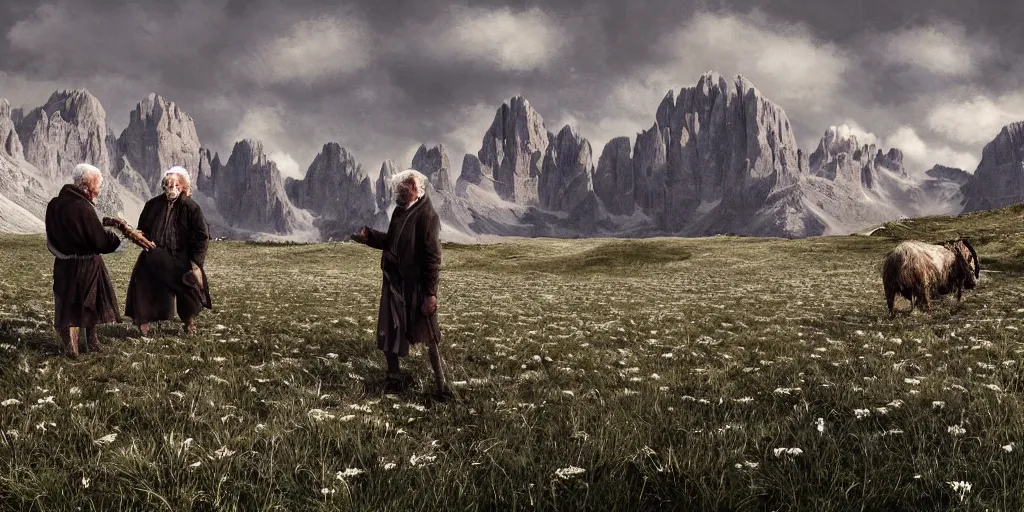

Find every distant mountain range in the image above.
[2,72,1020,241]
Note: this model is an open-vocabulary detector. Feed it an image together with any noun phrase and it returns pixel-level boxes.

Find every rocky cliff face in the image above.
[376,160,398,210]
[631,122,669,218]
[961,121,1024,212]
[16,90,112,183]
[110,155,152,199]
[926,164,971,186]
[1,99,23,160]
[10,90,134,218]
[411,144,453,192]
[217,139,305,233]
[593,137,634,216]
[455,154,495,197]
[583,73,808,235]
[808,126,910,190]
[797,125,965,234]
[539,125,596,212]
[196,148,220,195]
[285,142,375,238]
[478,96,551,204]
[0,100,49,224]
[648,73,803,229]
[116,94,203,190]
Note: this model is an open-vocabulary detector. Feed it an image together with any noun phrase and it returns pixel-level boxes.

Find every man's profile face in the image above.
[87,176,102,202]
[396,179,418,206]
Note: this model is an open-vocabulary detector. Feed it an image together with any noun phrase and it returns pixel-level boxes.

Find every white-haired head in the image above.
[71,163,103,202]
[161,165,192,200]
[390,169,427,206]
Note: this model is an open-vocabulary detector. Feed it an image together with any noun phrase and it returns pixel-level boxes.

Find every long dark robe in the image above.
[124,194,212,324]
[363,194,442,357]
[44,185,122,330]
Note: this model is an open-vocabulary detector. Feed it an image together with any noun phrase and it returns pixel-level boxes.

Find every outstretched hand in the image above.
[126,228,157,250]
[102,216,156,250]
[350,226,369,244]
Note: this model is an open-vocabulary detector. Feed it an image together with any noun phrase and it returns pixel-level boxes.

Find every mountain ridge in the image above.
[0,73,1014,242]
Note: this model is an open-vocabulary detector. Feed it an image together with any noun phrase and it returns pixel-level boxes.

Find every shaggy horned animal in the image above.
[881,238,980,317]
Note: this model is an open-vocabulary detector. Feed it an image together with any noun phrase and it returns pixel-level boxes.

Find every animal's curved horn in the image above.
[963,238,980,278]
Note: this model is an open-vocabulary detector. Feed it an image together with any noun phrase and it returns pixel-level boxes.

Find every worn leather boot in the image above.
[183,318,196,336]
[86,328,100,353]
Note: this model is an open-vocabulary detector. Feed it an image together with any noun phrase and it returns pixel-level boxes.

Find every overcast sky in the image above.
[2,0,1021,180]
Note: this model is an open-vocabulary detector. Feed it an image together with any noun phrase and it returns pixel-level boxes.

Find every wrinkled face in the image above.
[81,174,102,203]
[395,178,419,207]
[89,176,103,202]
[163,174,185,201]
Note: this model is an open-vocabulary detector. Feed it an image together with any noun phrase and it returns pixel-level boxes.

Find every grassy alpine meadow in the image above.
[2,206,1024,511]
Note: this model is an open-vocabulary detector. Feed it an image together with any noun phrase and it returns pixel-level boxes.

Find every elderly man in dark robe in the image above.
[125,166,212,336]
[352,169,448,397]
[44,163,122,356]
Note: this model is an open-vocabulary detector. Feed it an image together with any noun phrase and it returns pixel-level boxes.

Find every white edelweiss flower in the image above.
[1,399,21,407]
[409,454,437,467]
[854,409,871,419]
[932,401,946,410]
[948,425,967,436]
[554,466,585,479]
[308,409,334,422]
[213,446,236,459]
[336,468,365,480]
[947,481,972,501]
[93,433,117,445]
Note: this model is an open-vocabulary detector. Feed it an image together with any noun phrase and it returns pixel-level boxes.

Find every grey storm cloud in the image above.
[2,0,1022,179]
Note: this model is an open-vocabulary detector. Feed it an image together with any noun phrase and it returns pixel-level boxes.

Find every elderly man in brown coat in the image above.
[125,166,212,336]
[352,169,448,398]
[44,164,124,356]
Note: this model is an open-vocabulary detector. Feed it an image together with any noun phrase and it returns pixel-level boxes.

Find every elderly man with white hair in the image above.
[43,163,124,356]
[351,169,449,398]
[124,166,212,336]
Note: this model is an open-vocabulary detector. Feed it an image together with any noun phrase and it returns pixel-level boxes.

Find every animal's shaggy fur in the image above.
[882,238,980,316]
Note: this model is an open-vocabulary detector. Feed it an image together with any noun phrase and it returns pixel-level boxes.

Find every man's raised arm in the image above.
[352,225,387,250]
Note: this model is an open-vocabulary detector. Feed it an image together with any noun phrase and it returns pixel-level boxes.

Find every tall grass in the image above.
[1,206,1023,510]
